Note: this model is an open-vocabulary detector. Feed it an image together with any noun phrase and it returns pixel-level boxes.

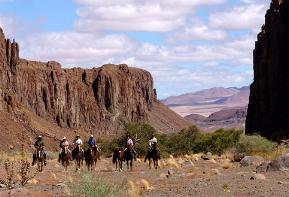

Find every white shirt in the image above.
[127,138,133,146]
[74,138,83,145]
[149,137,157,146]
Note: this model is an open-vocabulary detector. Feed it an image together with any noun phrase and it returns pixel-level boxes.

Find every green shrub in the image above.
[165,126,200,156]
[68,174,122,197]
[236,134,276,155]
[194,129,243,154]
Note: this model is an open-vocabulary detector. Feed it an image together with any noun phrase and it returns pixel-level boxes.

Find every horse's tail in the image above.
[113,150,119,164]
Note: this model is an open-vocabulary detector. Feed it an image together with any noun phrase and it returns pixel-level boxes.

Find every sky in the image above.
[0,0,269,99]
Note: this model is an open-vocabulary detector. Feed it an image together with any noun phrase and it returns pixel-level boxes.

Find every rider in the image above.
[58,136,70,162]
[144,135,159,162]
[32,135,47,166]
[87,135,97,147]
[125,134,136,160]
[73,134,84,153]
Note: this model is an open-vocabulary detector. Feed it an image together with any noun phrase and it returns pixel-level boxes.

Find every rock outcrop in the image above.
[0,27,190,135]
[246,0,289,140]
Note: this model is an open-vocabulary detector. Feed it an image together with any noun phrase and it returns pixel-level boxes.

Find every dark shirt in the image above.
[34,140,44,148]
[88,138,96,146]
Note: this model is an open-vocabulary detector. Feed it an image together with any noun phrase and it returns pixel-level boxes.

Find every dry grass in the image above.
[127,180,141,197]
[221,159,234,169]
[166,155,181,169]
[251,146,288,160]
[127,178,152,197]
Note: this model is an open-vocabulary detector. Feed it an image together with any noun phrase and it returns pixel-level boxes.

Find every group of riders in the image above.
[32,133,160,168]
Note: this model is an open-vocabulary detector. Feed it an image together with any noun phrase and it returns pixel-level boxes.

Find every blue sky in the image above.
[0,0,269,98]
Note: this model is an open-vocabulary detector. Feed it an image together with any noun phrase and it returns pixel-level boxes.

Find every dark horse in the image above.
[84,146,100,171]
[146,143,160,169]
[59,146,72,170]
[72,145,84,171]
[112,145,135,171]
[35,147,45,172]
[124,145,134,170]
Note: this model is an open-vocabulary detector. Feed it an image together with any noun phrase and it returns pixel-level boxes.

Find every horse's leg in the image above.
[149,158,152,169]
[130,160,132,170]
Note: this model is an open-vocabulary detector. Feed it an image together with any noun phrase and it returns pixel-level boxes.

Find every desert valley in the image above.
[1,0,289,197]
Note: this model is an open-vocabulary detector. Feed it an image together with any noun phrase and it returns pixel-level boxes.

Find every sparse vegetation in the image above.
[235,134,278,159]
[67,173,122,197]
[99,123,282,160]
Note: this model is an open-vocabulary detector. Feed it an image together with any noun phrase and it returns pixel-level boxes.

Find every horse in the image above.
[35,147,45,172]
[84,146,100,171]
[112,148,124,171]
[72,145,84,171]
[59,146,72,170]
[124,145,134,170]
[147,143,160,169]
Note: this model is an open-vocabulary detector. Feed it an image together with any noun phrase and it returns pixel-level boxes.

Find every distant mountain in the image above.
[184,107,247,132]
[161,87,240,107]
[161,86,250,117]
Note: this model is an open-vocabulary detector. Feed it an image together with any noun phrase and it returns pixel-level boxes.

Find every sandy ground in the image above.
[1,155,289,197]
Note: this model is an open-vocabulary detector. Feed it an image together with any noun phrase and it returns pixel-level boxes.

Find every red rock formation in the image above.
[246,0,289,140]
[0,27,190,135]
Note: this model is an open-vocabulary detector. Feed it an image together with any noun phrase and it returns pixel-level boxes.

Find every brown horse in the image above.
[112,148,124,171]
[84,146,100,171]
[35,147,45,172]
[72,145,84,171]
[147,143,160,169]
[59,146,72,170]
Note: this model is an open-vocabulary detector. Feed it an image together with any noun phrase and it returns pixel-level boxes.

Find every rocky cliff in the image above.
[0,27,190,137]
[246,0,289,140]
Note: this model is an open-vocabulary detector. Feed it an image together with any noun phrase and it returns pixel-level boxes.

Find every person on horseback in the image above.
[125,134,136,160]
[144,135,159,162]
[87,135,96,147]
[73,134,84,153]
[87,134,100,152]
[58,136,70,162]
[32,135,47,166]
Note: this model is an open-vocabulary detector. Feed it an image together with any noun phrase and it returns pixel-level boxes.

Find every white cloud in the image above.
[21,31,137,66]
[209,3,267,30]
[168,25,227,43]
[75,0,226,32]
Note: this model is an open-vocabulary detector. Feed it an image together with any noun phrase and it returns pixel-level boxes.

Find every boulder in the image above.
[256,161,270,173]
[201,152,212,160]
[267,153,289,171]
[240,156,264,167]
[250,173,266,180]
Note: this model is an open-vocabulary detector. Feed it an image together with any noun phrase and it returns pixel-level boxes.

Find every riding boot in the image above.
[32,153,36,166]
[44,152,47,166]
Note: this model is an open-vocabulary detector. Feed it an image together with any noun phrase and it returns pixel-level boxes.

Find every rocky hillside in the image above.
[246,0,289,140]
[185,107,247,132]
[0,27,190,145]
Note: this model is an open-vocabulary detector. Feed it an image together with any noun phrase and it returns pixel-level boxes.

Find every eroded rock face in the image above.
[246,0,289,140]
[0,27,189,134]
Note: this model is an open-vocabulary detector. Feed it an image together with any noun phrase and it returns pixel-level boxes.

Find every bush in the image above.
[194,129,243,154]
[236,134,276,155]
[165,126,200,156]
[68,174,122,197]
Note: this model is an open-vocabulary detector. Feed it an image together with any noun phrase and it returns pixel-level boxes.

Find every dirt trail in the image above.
[1,156,289,197]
